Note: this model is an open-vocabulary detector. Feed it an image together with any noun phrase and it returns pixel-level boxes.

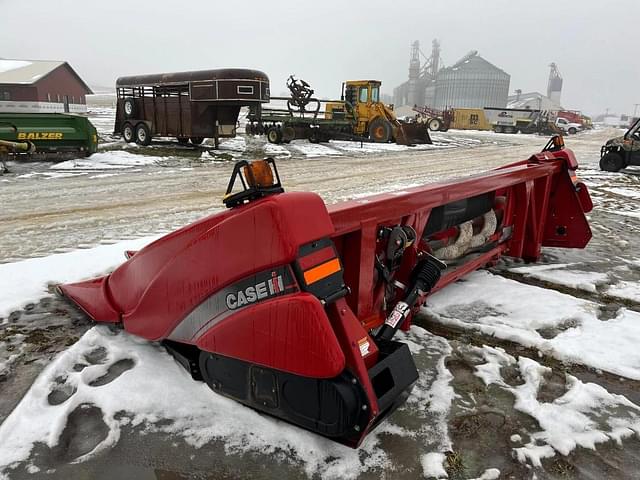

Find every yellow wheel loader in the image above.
[247,77,431,145]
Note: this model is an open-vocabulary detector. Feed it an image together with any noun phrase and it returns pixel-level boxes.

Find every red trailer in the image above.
[59,136,592,447]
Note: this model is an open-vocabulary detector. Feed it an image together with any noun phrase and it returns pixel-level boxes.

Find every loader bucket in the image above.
[394,121,432,145]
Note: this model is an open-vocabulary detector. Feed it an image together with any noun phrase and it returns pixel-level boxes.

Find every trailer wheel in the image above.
[428,118,442,131]
[123,98,137,119]
[190,137,205,145]
[122,122,135,143]
[177,137,189,145]
[308,129,321,143]
[266,126,282,144]
[369,118,392,143]
[282,126,295,143]
[599,152,625,172]
[135,123,151,146]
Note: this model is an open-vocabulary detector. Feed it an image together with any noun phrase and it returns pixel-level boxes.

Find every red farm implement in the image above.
[59,136,592,447]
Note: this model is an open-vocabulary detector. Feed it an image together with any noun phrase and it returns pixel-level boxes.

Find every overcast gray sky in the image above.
[1,0,637,116]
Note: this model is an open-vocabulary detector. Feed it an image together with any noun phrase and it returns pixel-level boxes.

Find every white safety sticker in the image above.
[385,301,409,328]
[358,337,370,357]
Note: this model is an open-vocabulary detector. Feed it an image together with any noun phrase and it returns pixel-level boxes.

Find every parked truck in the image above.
[555,117,583,135]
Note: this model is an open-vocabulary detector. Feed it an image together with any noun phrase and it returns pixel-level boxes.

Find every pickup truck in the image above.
[555,117,583,135]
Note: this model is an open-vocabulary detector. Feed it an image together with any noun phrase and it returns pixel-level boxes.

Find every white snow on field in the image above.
[218,136,247,154]
[508,264,609,293]
[473,346,640,467]
[330,140,438,153]
[0,236,158,320]
[421,452,448,478]
[17,171,87,180]
[263,142,291,158]
[289,141,343,157]
[607,280,640,303]
[601,187,640,200]
[51,151,166,170]
[0,324,453,479]
[426,270,640,380]
[603,209,640,220]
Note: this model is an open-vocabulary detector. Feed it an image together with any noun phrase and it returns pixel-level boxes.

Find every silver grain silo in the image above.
[433,52,510,110]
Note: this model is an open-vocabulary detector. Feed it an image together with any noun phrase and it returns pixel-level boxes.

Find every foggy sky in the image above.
[1,0,637,116]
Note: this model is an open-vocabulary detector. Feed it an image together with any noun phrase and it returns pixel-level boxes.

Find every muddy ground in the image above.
[1,105,639,479]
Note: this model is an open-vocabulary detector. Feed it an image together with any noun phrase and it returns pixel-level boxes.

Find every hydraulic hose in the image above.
[374,255,445,342]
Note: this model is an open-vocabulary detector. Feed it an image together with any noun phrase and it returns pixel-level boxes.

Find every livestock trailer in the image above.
[115,69,270,147]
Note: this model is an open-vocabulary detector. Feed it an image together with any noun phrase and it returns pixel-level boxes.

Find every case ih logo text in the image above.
[226,272,285,310]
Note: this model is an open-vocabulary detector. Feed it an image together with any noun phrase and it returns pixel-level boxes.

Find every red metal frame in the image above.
[329,147,591,330]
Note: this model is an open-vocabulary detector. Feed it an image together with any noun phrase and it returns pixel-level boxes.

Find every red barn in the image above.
[0,59,93,114]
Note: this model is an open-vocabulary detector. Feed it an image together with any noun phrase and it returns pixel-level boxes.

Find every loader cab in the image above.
[343,80,383,135]
[343,80,381,106]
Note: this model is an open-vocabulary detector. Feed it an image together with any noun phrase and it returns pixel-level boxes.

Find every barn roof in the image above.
[0,59,93,93]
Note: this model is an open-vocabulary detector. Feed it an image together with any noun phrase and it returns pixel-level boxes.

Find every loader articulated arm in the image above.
[59,144,592,448]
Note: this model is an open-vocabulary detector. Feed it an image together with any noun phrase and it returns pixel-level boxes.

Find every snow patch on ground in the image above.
[263,143,291,158]
[509,264,609,293]
[421,452,447,478]
[218,136,247,153]
[607,280,640,303]
[472,346,640,468]
[426,271,640,380]
[51,151,166,170]
[0,326,453,479]
[289,141,343,157]
[601,187,640,200]
[0,236,158,320]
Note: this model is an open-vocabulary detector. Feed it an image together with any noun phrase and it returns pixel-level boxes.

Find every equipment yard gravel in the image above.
[1,104,639,479]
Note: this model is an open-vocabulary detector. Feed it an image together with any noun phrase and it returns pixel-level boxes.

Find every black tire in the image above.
[428,118,442,131]
[177,137,189,145]
[368,117,392,143]
[190,137,205,145]
[122,122,135,143]
[266,126,282,144]
[599,152,625,172]
[308,129,321,143]
[135,123,151,146]
[282,126,296,143]
[494,125,504,133]
[123,98,137,119]
[568,127,577,135]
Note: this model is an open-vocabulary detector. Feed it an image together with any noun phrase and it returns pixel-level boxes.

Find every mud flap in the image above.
[395,122,432,145]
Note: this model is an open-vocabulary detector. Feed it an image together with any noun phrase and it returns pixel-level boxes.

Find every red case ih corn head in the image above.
[59,137,593,447]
